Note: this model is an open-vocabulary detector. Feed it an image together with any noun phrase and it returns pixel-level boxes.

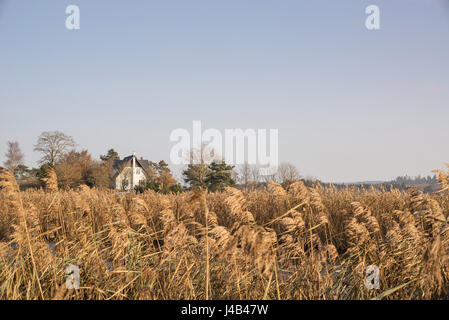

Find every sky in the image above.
[0,0,448,183]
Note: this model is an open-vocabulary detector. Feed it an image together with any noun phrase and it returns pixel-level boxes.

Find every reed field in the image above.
[1,165,449,300]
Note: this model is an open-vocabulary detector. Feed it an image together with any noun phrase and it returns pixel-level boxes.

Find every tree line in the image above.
[3,131,302,193]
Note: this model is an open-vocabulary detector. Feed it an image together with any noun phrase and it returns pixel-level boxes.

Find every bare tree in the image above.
[277,162,301,185]
[237,162,251,190]
[189,143,220,165]
[249,164,262,187]
[235,163,265,190]
[261,170,280,184]
[34,131,76,166]
[4,141,24,175]
[231,167,239,186]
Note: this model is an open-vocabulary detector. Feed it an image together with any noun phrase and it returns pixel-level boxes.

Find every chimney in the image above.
[131,152,136,190]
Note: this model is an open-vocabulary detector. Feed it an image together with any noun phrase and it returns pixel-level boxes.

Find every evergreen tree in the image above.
[205,160,235,192]
[100,148,119,162]
[183,163,211,190]
[136,160,182,194]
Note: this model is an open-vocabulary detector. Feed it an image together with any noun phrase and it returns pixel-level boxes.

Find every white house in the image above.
[112,153,150,191]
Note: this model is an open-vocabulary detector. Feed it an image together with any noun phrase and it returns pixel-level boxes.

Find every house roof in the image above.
[113,155,150,170]
[112,155,151,178]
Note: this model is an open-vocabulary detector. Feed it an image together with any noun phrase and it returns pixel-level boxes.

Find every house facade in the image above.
[112,153,150,191]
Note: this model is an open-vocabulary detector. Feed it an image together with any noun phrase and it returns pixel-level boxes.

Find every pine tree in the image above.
[100,148,119,162]
[183,163,211,190]
[205,160,235,192]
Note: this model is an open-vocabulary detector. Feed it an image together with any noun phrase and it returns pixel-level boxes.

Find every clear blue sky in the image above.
[1,0,448,182]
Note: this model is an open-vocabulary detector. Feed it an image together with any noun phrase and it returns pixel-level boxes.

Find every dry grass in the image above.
[1,166,449,300]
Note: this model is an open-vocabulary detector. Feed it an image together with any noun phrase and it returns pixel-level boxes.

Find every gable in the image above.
[112,155,150,179]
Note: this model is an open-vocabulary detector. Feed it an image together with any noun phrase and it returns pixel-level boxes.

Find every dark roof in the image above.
[137,159,150,169]
[113,156,150,169]
[112,155,150,177]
